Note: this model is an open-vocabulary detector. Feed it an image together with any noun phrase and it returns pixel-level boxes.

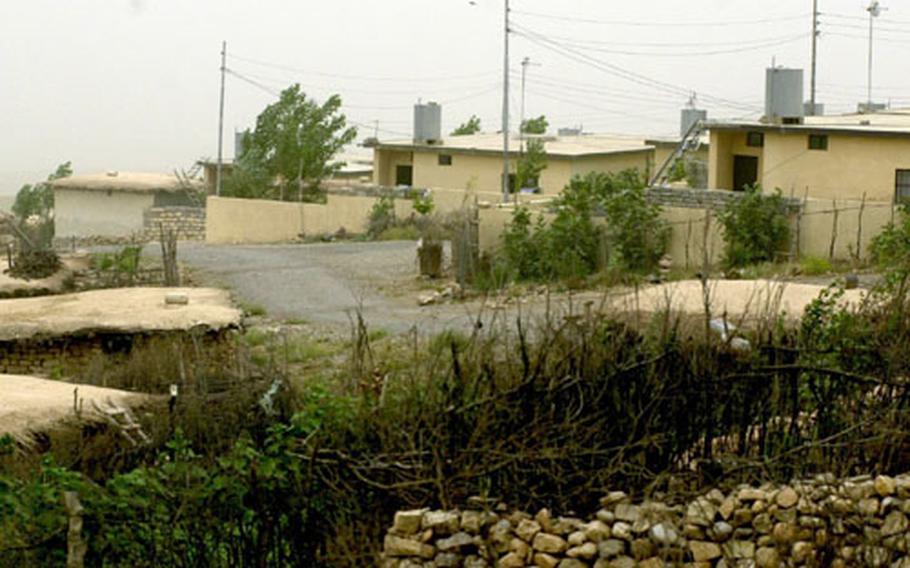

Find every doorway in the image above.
[732,155,759,191]
[395,165,413,187]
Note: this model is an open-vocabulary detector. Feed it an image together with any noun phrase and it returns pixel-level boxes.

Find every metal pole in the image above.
[501,0,510,203]
[520,57,528,156]
[810,0,819,115]
[216,41,227,197]
[867,6,874,106]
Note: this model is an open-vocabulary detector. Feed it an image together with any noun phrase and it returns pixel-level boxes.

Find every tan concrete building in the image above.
[370,133,677,195]
[52,172,200,238]
[708,109,910,203]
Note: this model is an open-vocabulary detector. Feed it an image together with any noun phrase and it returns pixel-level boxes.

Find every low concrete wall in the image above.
[206,188,496,245]
[143,206,205,241]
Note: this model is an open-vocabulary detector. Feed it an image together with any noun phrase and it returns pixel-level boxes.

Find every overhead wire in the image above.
[510,9,809,28]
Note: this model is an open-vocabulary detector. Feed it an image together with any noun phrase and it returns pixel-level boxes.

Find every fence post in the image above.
[829,199,839,261]
[64,491,86,568]
[856,192,867,264]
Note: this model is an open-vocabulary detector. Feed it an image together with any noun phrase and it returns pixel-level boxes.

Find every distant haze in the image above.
[2,0,908,194]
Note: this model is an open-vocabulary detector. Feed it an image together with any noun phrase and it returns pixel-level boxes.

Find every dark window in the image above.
[733,155,759,191]
[808,134,829,151]
[897,170,910,203]
[746,132,764,148]
[508,174,517,194]
[395,165,413,187]
[438,154,453,166]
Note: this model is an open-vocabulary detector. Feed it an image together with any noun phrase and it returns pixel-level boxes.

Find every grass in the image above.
[800,255,834,276]
[377,225,420,241]
[239,301,268,317]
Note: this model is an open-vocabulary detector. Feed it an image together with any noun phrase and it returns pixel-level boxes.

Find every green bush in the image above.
[870,205,910,270]
[717,185,791,268]
[800,255,833,276]
[366,194,397,239]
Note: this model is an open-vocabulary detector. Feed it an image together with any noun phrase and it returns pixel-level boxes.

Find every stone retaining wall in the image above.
[0,330,235,377]
[382,474,910,567]
[143,206,205,241]
[645,187,802,212]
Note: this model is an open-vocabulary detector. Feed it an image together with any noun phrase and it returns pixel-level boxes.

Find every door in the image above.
[732,155,758,191]
[395,165,413,187]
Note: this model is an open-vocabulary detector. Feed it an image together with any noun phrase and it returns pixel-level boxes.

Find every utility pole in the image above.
[866,1,886,107]
[810,0,819,115]
[216,41,227,197]
[501,0,511,203]
[519,57,541,156]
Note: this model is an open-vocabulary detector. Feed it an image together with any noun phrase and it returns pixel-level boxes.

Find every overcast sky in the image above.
[2,0,909,194]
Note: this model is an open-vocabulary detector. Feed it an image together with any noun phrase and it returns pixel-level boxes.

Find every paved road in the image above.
[171,241,485,334]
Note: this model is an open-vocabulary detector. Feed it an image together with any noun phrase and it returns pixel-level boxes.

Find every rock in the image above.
[511,538,531,558]
[384,535,435,558]
[737,488,767,502]
[689,541,722,562]
[858,498,880,516]
[567,531,587,547]
[584,520,611,543]
[882,511,909,537]
[535,509,553,532]
[686,498,717,527]
[609,557,636,568]
[637,558,664,568]
[498,552,525,568]
[752,514,773,534]
[435,552,462,567]
[461,510,485,533]
[772,522,798,544]
[490,519,513,551]
[567,542,598,560]
[776,487,799,509]
[423,511,460,535]
[533,553,559,568]
[630,538,654,559]
[875,475,897,497]
[595,509,615,524]
[437,532,474,552]
[614,504,641,523]
[719,497,737,520]
[722,540,755,559]
[755,546,780,567]
[600,491,630,507]
[552,518,583,536]
[464,556,489,568]
[709,521,733,542]
[532,533,568,554]
[516,519,542,543]
[598,539,626,559]
[791,541,814,563]
[557,560,587,568]
[393,509,426,535]
[611,522,632,541]
[650,523,679,546]
[844,481,875,501]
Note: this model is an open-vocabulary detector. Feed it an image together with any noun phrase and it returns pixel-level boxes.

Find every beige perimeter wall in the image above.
[479,197,898,269]
[56,188,154,238]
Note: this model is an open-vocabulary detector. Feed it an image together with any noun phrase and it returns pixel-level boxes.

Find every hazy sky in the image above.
[2,0,909,194]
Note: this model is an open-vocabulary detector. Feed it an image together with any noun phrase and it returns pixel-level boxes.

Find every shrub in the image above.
[366,194,397,239]
[800,255,833,276]
[870,205,910,270]
[717,185,791,268]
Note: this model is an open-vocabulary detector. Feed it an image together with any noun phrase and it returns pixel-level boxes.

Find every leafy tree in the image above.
[521,115,549,135]
[870,205,910,271]
[12,162,71,220]
[235,84,357,201]
[516,139,548,191]
[451,115,481,136]
[717,185,791,268]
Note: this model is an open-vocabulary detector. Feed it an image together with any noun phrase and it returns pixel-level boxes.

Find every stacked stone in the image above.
[644,187,802,213]
[143,207,206,241]
[0,339,100,376]
[382,474,910,567]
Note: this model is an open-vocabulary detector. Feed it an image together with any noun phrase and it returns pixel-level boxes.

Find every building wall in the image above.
[708,130,764,191]
[55,188,155,238]
[762,132,910,202]
[374,150,414,187]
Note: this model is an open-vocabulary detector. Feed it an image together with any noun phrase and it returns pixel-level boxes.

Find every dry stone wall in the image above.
[644,187,801,212]
[142,206,205,241]
[382,474,910,567]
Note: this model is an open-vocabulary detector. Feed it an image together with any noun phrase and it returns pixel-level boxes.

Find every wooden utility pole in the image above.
[501,0,511,203]
[810,0,819,114]
[216,41,227,197]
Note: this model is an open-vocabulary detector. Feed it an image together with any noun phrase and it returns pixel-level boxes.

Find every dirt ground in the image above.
[0,374,150,441]
[0,255,89,297]
[0,287,242,341]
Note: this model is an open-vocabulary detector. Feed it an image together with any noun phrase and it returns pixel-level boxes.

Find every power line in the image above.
[512,24,761,112]
[228,53,499,83]
[512,30,811,49]
[510,8,809,27]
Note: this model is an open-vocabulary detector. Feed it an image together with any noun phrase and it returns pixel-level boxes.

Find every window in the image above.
[438,154,453,166]
[897,170,910,203]
[746,132,764,148]
[808,134,828,151]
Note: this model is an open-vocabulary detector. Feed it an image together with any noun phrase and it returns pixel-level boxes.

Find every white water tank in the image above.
[765,67,804,123]
[680,107,707,137]
[414,102,442,144]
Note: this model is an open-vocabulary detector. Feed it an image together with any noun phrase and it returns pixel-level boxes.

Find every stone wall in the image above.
[644,187,801,212]
[143,206,205,241]
[382,473,910,567]
[0,329,235,377]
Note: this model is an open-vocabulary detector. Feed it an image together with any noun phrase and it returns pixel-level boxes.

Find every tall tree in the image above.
[13,162,72,220]
[521,115,549,135]
[451,115,482,136]
[516,140,547,191]
[237,85,357,200]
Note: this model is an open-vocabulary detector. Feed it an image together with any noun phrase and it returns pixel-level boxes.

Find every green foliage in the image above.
[667,159,687,183]
[377,225,420,241]
[521,115,549,135]
[516,139,548,191]
[800,255,833,276]
[12,162,71,220]
[92,245,142,274]
[870,205,910,270]
[717,185,791,268]
[498,169,668,283]
[413,191,435,216]
[451,115,481,136]
[221,148,274,199]
[229,84,357,201]
[367,194,397,239]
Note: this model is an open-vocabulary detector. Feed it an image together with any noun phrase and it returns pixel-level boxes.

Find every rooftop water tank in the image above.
[680,107,707,137]
[414,102,442,144]
[765,67,805,123]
